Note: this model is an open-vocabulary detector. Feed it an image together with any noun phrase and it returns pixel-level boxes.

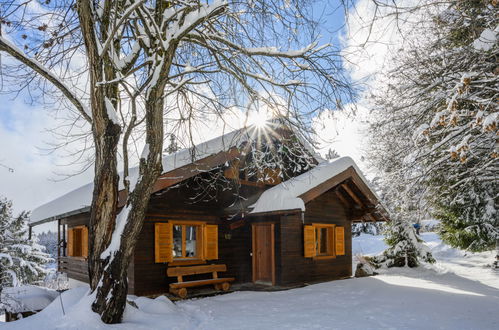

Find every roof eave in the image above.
[248,208,303,217]
[30,206,90,227]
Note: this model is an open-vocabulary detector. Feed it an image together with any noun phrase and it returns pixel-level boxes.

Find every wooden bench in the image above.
[167,264,235,298]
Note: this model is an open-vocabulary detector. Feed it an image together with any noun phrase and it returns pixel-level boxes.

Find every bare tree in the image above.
[0,0,353,323]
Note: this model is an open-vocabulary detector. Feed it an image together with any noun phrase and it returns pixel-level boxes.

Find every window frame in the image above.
[67,225,88,259]
[170,221,205,261]
[311,223,336,260]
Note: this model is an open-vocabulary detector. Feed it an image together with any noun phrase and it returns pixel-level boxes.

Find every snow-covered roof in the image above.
[250,156,378,215]
[31,123,322,225]
[30,182,94,225]
[0,285,59,313]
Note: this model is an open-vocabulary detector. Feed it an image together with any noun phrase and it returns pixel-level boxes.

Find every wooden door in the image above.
[252,223,275,285]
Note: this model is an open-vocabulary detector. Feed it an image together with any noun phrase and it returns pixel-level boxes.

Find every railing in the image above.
[59,256,89,283]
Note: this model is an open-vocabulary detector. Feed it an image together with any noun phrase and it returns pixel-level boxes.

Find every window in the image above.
[317,226,331,256]
[172,223,201,259]
[304,224,345,258]
[155,222,218,263]
[67,226,88,258]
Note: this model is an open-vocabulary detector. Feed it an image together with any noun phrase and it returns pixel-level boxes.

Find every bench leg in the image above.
[215,282,231,292]
[221,282,231,291]
[170,287,188,299]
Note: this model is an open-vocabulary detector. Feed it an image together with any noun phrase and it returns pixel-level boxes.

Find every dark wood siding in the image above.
[278,189,352,286]
[133,215,256,296]
[59,256,88,283]
[59,181,353,295]
[60,212,135,294]
[133,211,221,296]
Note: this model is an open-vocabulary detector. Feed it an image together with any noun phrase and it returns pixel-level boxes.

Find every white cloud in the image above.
[0,99,93,225]
[316,0,435,178]
[312,105,372,175]
[341,0,432,83]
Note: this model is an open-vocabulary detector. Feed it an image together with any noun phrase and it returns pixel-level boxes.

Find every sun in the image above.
[248,110,270,128]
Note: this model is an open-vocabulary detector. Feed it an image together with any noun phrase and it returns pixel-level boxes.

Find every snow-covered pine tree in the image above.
[0,197,51,289]
[369,162,434,267]
[367,0,498,256]
[165,134,179,155]
[352,222,383,237]
[372,215,435,268]
[36,231,58,261]
[325,148,340,160]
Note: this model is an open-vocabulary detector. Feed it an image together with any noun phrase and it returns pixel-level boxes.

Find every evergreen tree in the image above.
[165,134,180,154]
[372,216,435,268]
[325,148,340,160]
[352,222,384,237]
[36,231,58,260]
[368,0,498,255]
[0,197,51,289]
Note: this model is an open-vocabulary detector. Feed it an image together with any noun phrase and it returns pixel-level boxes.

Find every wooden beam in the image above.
[341,183,365,209]
[57,219,61,272]
[335,189,352,209]
[246,208,302,217]
[153,147,240,193]
[118,147,241,207]
[299,168,353,204]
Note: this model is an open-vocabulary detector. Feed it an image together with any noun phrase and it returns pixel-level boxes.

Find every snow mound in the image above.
[131,296,176,314]
[472,26,498,51]
[0,285,59,313]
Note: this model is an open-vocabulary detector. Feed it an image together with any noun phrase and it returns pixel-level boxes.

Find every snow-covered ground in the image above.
[1,233,498,329]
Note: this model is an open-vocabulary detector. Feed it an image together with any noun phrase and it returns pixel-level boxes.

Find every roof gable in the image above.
[249,157,389,221]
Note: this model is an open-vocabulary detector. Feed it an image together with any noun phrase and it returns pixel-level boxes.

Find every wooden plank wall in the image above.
[279,189,352,286]
[134,211,219,296]
[133,213,260,296]
[59,257,88,283]
[59,212,135,294]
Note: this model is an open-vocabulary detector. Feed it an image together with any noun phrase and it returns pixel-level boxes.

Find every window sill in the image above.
[169,259,207,266]
[66,256,87,261]
[313,255,336,260]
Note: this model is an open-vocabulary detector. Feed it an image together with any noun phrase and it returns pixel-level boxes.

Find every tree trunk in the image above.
[90,169,161,323]
[91,92,165,323]
[75,0,123,293]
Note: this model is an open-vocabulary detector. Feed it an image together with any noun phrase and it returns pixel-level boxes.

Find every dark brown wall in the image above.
[133,211,220,296]
[59,256,88,283]
[278,189,352,286]
[60,186,353,295]
[60,213,135,294]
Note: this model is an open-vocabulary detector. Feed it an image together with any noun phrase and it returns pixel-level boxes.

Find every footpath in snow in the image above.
[1,233,498,329]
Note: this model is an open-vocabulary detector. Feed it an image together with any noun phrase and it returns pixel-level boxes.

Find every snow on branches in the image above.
[0,197,51,290]
[367,0,498,253]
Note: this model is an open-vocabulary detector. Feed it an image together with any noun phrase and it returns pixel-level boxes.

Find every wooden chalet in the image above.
[30,124,388,297]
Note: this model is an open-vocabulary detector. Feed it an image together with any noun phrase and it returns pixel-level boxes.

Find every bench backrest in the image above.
[167,264,227,277]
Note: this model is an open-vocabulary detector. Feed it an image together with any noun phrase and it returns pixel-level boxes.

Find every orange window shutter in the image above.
[82,226,89,258]
[204,225,218,260]
[328,225,336,257]
[303,225,316,258]
[335,226,345,256]
[67,228,74,257]
[155,222,173,263]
